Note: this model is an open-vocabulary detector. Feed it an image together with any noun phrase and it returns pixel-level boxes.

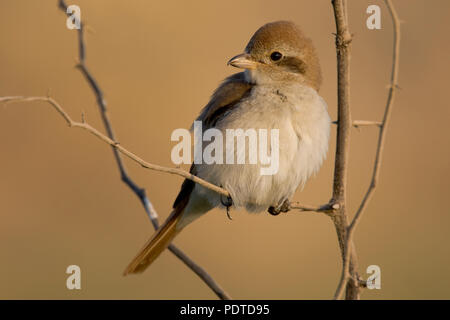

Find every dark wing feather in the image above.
[172,164,196,211]
[196,72,253,128]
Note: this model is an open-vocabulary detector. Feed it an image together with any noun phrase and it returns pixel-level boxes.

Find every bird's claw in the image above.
[220,193,233,220]
[268,199,291,216]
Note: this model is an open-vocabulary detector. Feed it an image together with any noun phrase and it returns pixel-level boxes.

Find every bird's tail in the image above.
[123,210,183,275]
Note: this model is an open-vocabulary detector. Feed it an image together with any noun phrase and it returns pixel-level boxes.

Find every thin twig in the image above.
[332,120,382,127]
[0,97,229,199]
[290,202,338,215]
[57,0,230,300]
[331,120,381,128]
[352,120,382,127]
[333,0,400,299]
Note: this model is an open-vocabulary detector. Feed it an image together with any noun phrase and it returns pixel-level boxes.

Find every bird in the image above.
[123,21,331,275]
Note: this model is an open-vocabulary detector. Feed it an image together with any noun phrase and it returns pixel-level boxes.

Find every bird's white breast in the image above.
[194,83,330,213]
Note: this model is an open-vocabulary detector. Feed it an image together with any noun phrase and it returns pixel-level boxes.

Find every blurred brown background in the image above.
[0,0,449,299]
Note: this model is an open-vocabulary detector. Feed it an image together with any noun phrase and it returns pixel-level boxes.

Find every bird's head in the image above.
[227,21,322,91]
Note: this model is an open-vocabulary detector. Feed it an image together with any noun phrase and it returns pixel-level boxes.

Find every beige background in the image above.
[0,0,449,299]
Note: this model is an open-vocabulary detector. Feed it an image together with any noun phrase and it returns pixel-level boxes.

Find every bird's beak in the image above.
[227,53,257,70]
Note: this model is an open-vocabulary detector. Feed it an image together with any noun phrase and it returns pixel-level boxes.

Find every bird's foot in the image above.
[268,199,291,216]
[220,193,233,220]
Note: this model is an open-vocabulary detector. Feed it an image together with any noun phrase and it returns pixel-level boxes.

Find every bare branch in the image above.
[57,0,231,299]
[330,0,361,300]
[352,120,382,128]
[333,0,401,299]
[290,202,338,215]
[0,96,229,197]
[332,120,382,127]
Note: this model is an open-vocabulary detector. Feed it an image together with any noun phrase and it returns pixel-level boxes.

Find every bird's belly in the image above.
[196,117,328,212]
[217,122,301,212]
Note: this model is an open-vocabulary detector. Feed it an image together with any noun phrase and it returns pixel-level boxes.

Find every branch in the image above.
[57,0,230,300]
[332,120,383,127]
[1,97,230,197]
[333,0,400,299]
[290,202,339,215]
[352,120,382,128]
[330,0,361,300]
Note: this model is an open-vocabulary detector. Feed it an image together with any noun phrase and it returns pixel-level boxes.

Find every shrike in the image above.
[124,21,330,275]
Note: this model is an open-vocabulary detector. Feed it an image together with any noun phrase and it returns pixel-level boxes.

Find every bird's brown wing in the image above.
[173,74,252,209]
[174,72,253,209]
[196,72,253,128]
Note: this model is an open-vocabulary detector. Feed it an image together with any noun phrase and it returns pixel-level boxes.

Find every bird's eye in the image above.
[270,51,283,61]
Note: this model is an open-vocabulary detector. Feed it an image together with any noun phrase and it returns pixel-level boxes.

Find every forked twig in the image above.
[333,0,400,299]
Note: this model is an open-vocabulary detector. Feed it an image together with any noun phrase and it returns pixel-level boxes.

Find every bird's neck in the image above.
[244,69,314,93]
[245,69,316,89]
